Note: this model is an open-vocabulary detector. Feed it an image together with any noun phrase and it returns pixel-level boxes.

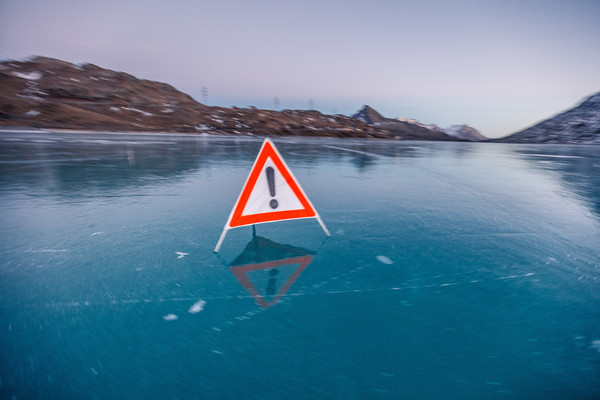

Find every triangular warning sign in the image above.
[229,138,316,227]
[215,138,329,252]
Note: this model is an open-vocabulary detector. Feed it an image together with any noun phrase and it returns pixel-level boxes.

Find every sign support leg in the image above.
[214,229,228,253]
[316,216,331,236]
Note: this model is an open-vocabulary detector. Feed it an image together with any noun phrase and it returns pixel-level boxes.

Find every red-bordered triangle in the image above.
[230,255,313,308]
[227,138,316,228]
[215,138,329,252]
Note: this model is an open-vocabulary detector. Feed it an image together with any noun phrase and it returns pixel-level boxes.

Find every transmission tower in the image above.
[201,87,208,104]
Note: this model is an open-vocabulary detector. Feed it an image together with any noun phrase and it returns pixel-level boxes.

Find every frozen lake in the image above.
[1,132,599,399]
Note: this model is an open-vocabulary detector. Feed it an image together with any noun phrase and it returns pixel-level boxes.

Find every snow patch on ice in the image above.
[376,255,393,265]
[175,252,188,259]
[162,314,178,321]
[188,299,206,314]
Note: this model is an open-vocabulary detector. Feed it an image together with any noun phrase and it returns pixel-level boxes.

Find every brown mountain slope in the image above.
[0,56,390,138]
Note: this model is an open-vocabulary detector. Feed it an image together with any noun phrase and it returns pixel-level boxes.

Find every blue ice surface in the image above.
[0,132,599,399]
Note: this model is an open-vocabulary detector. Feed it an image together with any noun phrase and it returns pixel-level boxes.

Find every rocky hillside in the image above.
[353,105,388,125]
[0,56,388,138]
[352,106,460,141]
[498,92,600,144]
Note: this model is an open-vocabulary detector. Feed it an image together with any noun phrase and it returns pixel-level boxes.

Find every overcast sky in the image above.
[1,0,599,138]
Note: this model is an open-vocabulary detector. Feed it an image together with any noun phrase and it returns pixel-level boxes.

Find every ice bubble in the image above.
[162,314,178,321]
[188,299,206,314]
[376,255,393,265]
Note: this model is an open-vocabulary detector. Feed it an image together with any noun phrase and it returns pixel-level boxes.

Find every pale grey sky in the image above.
[1,0,599,137]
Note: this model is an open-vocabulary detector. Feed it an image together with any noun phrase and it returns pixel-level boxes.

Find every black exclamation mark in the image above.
[266,167,278,209]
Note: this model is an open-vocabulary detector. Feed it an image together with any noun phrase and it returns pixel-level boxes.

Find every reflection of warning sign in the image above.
[228,235,315,308]
[215,138,329,252]
[230,255,313,308]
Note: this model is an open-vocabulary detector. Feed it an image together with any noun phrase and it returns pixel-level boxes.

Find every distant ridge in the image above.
[394,115,486,142]
[498,92,600,144]
[0,56,474,141]
[353,105,387,125]
[0,56,386,138]
[3,56,596,144]
[443,124,486,141]
[351,105,461,141]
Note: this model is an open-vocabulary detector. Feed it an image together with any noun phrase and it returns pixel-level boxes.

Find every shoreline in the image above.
[2,127,599,146]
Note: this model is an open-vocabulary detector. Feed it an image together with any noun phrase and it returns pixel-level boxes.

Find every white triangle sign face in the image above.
[241,157,305,216]
[214,138,330,252]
